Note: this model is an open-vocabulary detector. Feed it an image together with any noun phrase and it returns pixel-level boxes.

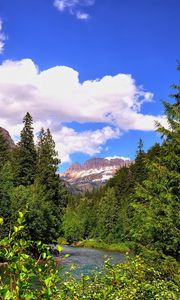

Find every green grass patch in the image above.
[57,237,69,245]
[75,239,130,253]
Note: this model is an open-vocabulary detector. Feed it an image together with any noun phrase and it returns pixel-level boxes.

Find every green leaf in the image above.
[56,244,62,252]
[14,226,18,233]
[18,211,24,219]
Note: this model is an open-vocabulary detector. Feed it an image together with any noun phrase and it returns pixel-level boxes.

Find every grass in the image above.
[57,237,69,245]
[74,239,130,253]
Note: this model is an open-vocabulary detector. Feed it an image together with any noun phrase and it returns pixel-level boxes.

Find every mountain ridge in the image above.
[60,157,133,192]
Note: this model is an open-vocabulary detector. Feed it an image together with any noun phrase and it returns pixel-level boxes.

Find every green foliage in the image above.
[0,132,10,170]
[77,239,130,253]
[0,113,68,245]
[26,183,61,244]
[0,162,14,238]
[35,127,68,241]
[62,209,84,243]
[128,73,180,260]
[0,212,179,300]
[0,211,62,299]
[131,138,147,184]
[95,187,119,242]
[36,128,60,200]
[129,163,180,258]
[15,113,37,186]
[57,237,68,245]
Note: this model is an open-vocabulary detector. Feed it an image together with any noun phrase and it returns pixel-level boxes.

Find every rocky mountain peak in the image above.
[83,158,106,170]
[66,162,81,173]
[61,156,133,192]
[0,127,15,149]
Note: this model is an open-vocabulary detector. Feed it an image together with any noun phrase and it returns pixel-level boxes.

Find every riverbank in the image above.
[57,236,131,253]
[70,239,130,253]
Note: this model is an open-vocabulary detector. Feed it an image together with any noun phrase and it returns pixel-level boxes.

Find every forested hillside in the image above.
[0,113,68,244]
[62,86,180,260]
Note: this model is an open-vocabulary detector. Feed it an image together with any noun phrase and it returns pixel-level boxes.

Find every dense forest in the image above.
[0,68,179,299]
[0,113,68,244]
[62,70,180,264]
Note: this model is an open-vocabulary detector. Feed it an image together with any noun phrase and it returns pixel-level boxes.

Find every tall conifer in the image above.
[36,128,67,239]
[36,128,60,202]
[131,138,147,183]
[15,112,37,186]
[129,69,180,259]
[0,131,10,170]
[0,162,14,237]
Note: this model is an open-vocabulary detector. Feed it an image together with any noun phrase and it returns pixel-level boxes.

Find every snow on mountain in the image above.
[60,157,133,192]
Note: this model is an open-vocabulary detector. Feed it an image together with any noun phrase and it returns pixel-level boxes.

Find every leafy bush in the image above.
[0,212,179,299]
[57,237,68,246]
[78,239,130,253]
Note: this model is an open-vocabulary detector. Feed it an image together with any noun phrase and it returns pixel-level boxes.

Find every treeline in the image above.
[0,113,68,244]
[62,75,180,263]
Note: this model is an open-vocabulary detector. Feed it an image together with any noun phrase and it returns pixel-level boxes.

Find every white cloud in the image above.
[0,58,166,162]
[0,19,6,54]
[106,156,131,161]
[54,126,120,163]
[53,0,94,20]
[76,11,90,20]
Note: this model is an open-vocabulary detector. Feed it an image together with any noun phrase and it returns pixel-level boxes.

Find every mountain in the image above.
[60,157,133,192]
[0,127,15,149]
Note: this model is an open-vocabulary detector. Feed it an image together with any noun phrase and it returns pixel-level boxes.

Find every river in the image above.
[59,246,125,277]
[0,246,125,280]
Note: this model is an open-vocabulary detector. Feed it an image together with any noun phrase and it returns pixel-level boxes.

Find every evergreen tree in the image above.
[107,166,134,242]
[36,128,61,203]
[156,81,180,172]
[15,113,37,186]
[36,128,67,240]
[131,138,147,183]
[0,162,14,237]
[27,183,59,243]
[129,72,180,259]
[146,143,161,162]
[0,131,10,170]
[95,187,119,242]
[62,207,84,243]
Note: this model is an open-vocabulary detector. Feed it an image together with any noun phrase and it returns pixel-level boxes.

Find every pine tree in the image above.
[36,128,61,203]
[131,138,147,183]
[156,77,180,172]
[15,113,37,186]
[36,128,67,240]
[0,132,13,237]
[95,187,119,242]
[0,131,10,171]
[26,183,59,243]
[129,70,180,259]
[146,143,161,162]
[0,162,14,237]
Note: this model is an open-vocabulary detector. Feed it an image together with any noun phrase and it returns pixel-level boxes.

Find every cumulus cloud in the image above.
[0,19,6,54]
[0,58,166,162]
[53,0,95,20]
[54,126,120,162]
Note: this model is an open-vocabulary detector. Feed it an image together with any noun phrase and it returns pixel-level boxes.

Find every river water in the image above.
[0,246,125,280]
[60,246,125,277]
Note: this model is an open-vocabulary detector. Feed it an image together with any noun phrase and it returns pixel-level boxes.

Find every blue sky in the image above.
[0,0,179,171]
